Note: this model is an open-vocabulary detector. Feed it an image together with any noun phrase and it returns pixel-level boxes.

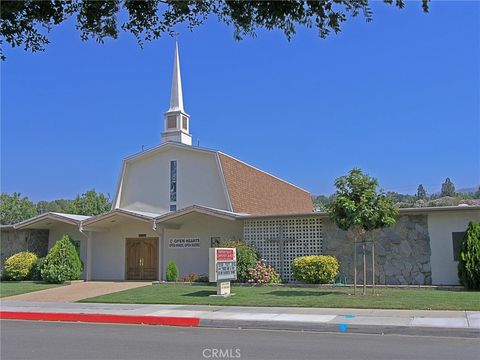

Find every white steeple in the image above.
[168,41,184,112]
[161,41,192,145]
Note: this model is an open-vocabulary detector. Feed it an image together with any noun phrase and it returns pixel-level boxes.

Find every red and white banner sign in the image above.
[209,247,237,282]
[216,249,236,261]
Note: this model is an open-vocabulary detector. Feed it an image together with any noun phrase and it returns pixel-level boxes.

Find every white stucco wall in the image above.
[89,218,157,280]
[118,147,230,214]
[163,215,243,279]
[428,210,480,285]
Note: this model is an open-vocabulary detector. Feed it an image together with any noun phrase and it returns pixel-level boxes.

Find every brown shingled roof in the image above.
[218,152,314,215]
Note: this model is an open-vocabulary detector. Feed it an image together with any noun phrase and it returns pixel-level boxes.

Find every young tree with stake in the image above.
[327,168,398,295]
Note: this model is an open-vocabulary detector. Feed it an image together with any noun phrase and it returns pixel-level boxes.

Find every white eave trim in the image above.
[155,205,243,224]
[123,142,218,163]
[81,209,156,227]
[14,212,85,229]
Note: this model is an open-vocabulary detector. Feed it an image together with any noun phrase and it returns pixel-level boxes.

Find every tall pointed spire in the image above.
[168,41,184,112]
[161,40,192,146]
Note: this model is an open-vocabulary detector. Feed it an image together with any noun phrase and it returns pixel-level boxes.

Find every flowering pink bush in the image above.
[247,260,281,284]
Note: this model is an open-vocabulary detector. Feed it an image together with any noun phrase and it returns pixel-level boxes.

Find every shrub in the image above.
[458,221,480,290]
[218,240,259,282]
[292,255,340,284]
[30,257,46,281]
[4,252,38,280]
[180,273,209,282]
[41,235,83,283]
[166,260,179,282]
[247,260,281,284]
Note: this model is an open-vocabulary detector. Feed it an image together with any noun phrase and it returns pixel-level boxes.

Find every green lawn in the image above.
[0,282,61,298]
[79,284,480,310]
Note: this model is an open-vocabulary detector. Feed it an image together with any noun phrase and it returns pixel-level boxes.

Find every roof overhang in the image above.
[154,205,243,228]
[81,208,159,230]
[14,212,89,230]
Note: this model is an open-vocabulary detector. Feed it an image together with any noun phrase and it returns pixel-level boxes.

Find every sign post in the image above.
[209,248,237,297]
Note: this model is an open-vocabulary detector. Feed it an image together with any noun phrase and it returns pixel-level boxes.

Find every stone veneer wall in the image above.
[0,228,49,269]
[323,215,432,285]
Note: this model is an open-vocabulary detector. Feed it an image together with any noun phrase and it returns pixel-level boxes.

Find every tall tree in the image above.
[441,177,456,197]
[0,192,38,225]
[473,186,480,200]
[0,0,429,60]
[64,189,111,216]
[457,221,480,290]
[416,184,427,200]
[327,168,398,295]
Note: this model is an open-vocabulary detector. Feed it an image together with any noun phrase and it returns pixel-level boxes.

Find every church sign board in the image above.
[168,238,200,249]
[209,248,237,296]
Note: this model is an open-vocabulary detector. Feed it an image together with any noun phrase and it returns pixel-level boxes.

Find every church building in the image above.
[10,43,480,286]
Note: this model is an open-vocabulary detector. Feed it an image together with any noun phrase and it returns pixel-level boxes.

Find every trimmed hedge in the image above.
[166,260,179,282]
[292,255,340,284]
[458,221,480,290]
[4,252,38,280]
[41,235,83,283]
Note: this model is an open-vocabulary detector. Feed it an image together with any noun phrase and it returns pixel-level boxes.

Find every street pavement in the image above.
[1,300,479,337]
[1,320,479,360]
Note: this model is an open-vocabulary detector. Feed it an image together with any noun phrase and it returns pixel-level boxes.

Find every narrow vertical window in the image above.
[170,160,177,203]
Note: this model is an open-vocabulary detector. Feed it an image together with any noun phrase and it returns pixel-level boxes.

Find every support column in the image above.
[86,232,92,281]
[160,226,166,281]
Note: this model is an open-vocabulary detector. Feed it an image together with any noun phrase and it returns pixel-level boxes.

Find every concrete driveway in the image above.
[1,281,150,303]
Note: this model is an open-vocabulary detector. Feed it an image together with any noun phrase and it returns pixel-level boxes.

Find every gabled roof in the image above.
[14,212,90,230]
[81,208,161,227]
[113,142,314,216]
[155,205,243,225]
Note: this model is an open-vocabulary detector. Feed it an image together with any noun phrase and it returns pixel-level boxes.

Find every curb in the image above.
[0,311,200,327]
[199,319,480,339]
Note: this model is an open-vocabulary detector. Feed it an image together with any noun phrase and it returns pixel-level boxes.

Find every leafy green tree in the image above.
[0,192,38,225]
[64,189,111,216]
[36,199,72,214]
[313,195,333,211]
[326,168,398,294]
[0,0,429,60]
[416,184,427,200]
[440,177,456,197]
[473,186,480,200]
[41,234,83,283]
[458,221,480,290]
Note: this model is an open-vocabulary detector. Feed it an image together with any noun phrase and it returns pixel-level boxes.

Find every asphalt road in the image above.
[1,320,479,360]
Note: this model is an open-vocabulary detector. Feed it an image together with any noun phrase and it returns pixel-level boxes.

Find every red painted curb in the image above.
[0,311,200,327]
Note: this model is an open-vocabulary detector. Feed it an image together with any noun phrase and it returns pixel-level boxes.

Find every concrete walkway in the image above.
[2,282,150,302]
[1,300,479,334]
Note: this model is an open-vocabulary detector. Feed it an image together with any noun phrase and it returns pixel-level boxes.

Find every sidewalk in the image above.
[1,300,479,337]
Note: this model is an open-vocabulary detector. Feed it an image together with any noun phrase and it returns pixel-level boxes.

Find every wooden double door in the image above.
[125,238,158,280]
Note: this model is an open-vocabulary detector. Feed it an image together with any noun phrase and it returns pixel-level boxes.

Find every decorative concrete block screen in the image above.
[244,217,322,282]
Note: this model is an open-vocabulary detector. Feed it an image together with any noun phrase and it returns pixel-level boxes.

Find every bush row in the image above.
[165,241,339,285]
[2,235,83,283]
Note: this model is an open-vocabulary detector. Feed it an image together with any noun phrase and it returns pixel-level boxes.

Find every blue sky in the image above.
[1,1,479,202]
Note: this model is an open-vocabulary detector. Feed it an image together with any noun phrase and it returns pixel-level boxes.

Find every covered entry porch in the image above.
[81,209,162,281]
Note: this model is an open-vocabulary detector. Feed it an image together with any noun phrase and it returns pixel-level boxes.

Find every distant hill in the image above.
[457,187,478,194]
